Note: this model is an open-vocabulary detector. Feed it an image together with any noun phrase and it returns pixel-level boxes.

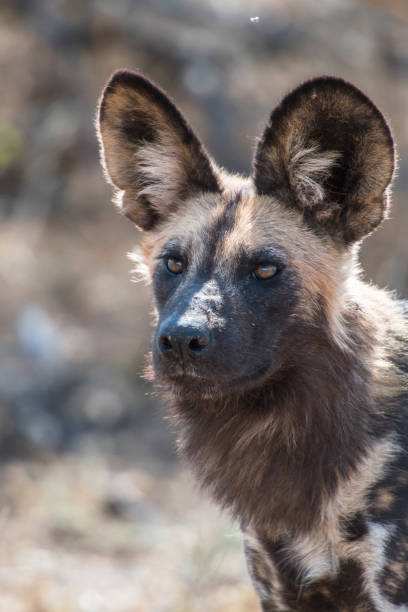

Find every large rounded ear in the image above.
[253,77,395,245]
[97,70,220,230]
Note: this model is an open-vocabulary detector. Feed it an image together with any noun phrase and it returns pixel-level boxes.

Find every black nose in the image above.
[158,320,210,361]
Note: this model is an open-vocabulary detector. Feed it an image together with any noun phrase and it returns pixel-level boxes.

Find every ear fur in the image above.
[97,70,220,230]
[253,77,395,245]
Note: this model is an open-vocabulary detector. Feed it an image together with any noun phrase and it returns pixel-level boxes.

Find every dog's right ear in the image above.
[253,77,395,246]
[97,70,220,231]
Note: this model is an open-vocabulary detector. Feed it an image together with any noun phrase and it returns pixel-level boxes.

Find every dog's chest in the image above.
[245,517,408,611]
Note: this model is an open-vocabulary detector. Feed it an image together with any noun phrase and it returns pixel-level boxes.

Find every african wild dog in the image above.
[97,71,408,610]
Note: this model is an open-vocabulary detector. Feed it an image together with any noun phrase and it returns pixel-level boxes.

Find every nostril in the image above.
[188,336,207,354]
[159,335,173,354]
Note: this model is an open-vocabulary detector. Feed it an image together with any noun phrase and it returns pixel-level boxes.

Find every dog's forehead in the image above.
[215,193,313,260]
[150,188,314,262]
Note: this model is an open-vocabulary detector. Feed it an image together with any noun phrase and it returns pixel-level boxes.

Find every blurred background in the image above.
[0,1,407,610]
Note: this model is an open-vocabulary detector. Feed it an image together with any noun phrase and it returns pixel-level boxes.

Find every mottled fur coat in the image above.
[97,72,408,611]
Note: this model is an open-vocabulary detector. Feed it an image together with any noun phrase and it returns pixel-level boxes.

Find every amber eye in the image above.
[165,257,184,275]
[254,263,278,280]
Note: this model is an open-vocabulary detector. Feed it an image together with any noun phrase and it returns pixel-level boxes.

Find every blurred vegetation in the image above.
[0,1,407,610]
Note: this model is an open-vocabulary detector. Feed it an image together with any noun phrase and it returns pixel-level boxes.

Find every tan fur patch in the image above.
[375,488,396,512]
[325,437,397,539]
[285,142,339,207]
[135,139,186,211]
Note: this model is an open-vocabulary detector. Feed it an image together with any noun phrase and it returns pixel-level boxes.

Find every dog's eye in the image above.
[165,257,184,275]
[254,263,278,280]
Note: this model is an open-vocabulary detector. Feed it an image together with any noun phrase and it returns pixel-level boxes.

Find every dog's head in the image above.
[97,72,394,397]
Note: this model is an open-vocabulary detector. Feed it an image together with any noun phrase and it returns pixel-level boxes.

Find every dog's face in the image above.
[97,72,394,397]
[150,192,304,396]
[147,188,355,398]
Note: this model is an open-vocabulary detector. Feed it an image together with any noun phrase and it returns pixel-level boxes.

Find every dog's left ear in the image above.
[253,77,395,245]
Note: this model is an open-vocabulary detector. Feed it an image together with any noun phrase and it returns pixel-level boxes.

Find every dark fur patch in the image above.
[262,538,300,582]
[119,110,158,145]
[199,191,242,274]
[379,530,408,605]
[340,512,368,542]
[279,560,373,612]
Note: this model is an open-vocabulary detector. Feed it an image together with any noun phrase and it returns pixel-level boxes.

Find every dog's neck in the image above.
[166,309,387,536]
